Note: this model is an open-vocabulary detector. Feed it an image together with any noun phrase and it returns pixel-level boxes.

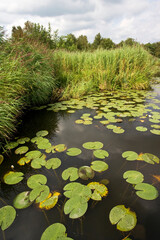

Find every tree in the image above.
[77,35,88,50]
[0,26,5,44]
[92,33,102,49]
[100,38,115,50]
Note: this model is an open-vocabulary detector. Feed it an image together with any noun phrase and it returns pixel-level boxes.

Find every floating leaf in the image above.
[64,196,88,219]
[122,151,138,161]
[31,156,46,169]
[3,171,24,185]
[75,119,84,124]
[113,127,125,134]
[123,170,144,184]
[36,130,49,137]
[15,146,29,155]
[63,182,91,201]
[136,126,147,132]
[62,167,79,181]
[151,124,160,129]
[0,206,16,231]
[91,161,108,172]
[5,141,18,150]
[109,205,137,232]
[45,145,56,154]
[45,158,61,170]
[30,185,50,203]
[39,192,60,210]
[55,144,67,152]
[100,179,110,185]
[150,129,160,135]
[13,191,33,209]
[93,149,109,159]
[41,223,73,240]
[17,156,31,165]
[82,141,103,150]
[87,182,108,200]
[78,166,95,180]
[27,174,47,189]
[25,150,42,160]
[141,153,159,164]
[0,154,4,164]
[17,137,30,144]
[66,148,82,156]
[134,183,158,200]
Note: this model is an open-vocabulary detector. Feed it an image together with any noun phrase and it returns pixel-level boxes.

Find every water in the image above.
[0,85,160,240]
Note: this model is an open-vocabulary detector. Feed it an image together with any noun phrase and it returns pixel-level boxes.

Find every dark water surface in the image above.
[0,85,160,240]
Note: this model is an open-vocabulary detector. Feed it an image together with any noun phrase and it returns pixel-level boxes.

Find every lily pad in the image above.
[87,182,108,200]
[17,157,31,165]
[3,171,24,185]
[113,127,125,134]
[41,223,73,240]
[17,137,30,144]
[62,167,79,181]
[78,166,95,180]
[25,150,42,160]
[55,144,67,152]
[109,205,137,232]
[122,151,138,161]
[63,182,91,201]
[136,126,147,132]
[75,119,84,124]
[150,129,160,135]
[66,148,82,156]
[39,192,60,210]
[5,141,18,150]
[45,158,61,170]
[64,196,88,219]
[91,161,108,172]
[13,191,33,209]
[82,141,103,150]
[123,170,144,184]
[0,154,4,164]
[134,183,158,200]
[27,174,47,189]
[93,150,109,159]
[141,153,159,164]
[30,185,50,203]
[0,206,16,231]
[31,156,46,169]
[15,146,29,155]
[36,130,49,137]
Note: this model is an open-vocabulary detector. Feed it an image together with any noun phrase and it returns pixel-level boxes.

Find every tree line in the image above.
[0,21,160,57]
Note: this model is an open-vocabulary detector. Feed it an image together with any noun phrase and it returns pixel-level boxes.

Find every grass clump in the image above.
[53,45,157,99]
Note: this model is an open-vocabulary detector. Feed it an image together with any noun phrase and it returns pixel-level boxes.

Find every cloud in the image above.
[0,0,160,43]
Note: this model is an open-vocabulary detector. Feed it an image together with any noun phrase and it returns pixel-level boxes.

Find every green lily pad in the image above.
[13,191,33,209]
[45,158,61,170]
[41,223,73,240]
[17,137,30,144]
[45,145,56,154]
[82,141,103,150]
[123,170,144,184]
[78,166,95,180]
[39,192,60,210]
[109,205,137,232]
[150,129,160,135]
[66,148,82,156]
[0,154,4,164]
[83,120,92,125]
[93,150,109,159]
[141,153,159,164]
[3,171,24,185]
[62,167,79,181]
[55,144,67,152]
[30,185,50,203]
[122,151,138,161]
[17,156,31,165]
[31,156,46,169]
[63,182,91,201]
[64,196,88,219]
[27,174,47,189]
[106,125,116,130]
[91,161,108,172]
[113,127,125,134]
[0,206,16,231]
[5,141,19,150]
[136,126,148,132]
[25,150,42,160]
[134,183,158,200]
[87,182,108,200]
[15,146,29,155]
[75,119,84,124]
[36,130,49,137]
[151,124,160,129]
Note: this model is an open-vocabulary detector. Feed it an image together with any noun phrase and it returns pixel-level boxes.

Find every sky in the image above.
[0,0,160,43]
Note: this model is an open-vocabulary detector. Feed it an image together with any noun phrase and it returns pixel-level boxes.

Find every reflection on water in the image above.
[0,86,160,240]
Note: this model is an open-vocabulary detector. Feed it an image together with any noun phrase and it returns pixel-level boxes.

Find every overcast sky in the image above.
[0,0,160,43]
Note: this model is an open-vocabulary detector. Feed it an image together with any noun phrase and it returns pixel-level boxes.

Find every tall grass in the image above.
[53,45,157,99]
